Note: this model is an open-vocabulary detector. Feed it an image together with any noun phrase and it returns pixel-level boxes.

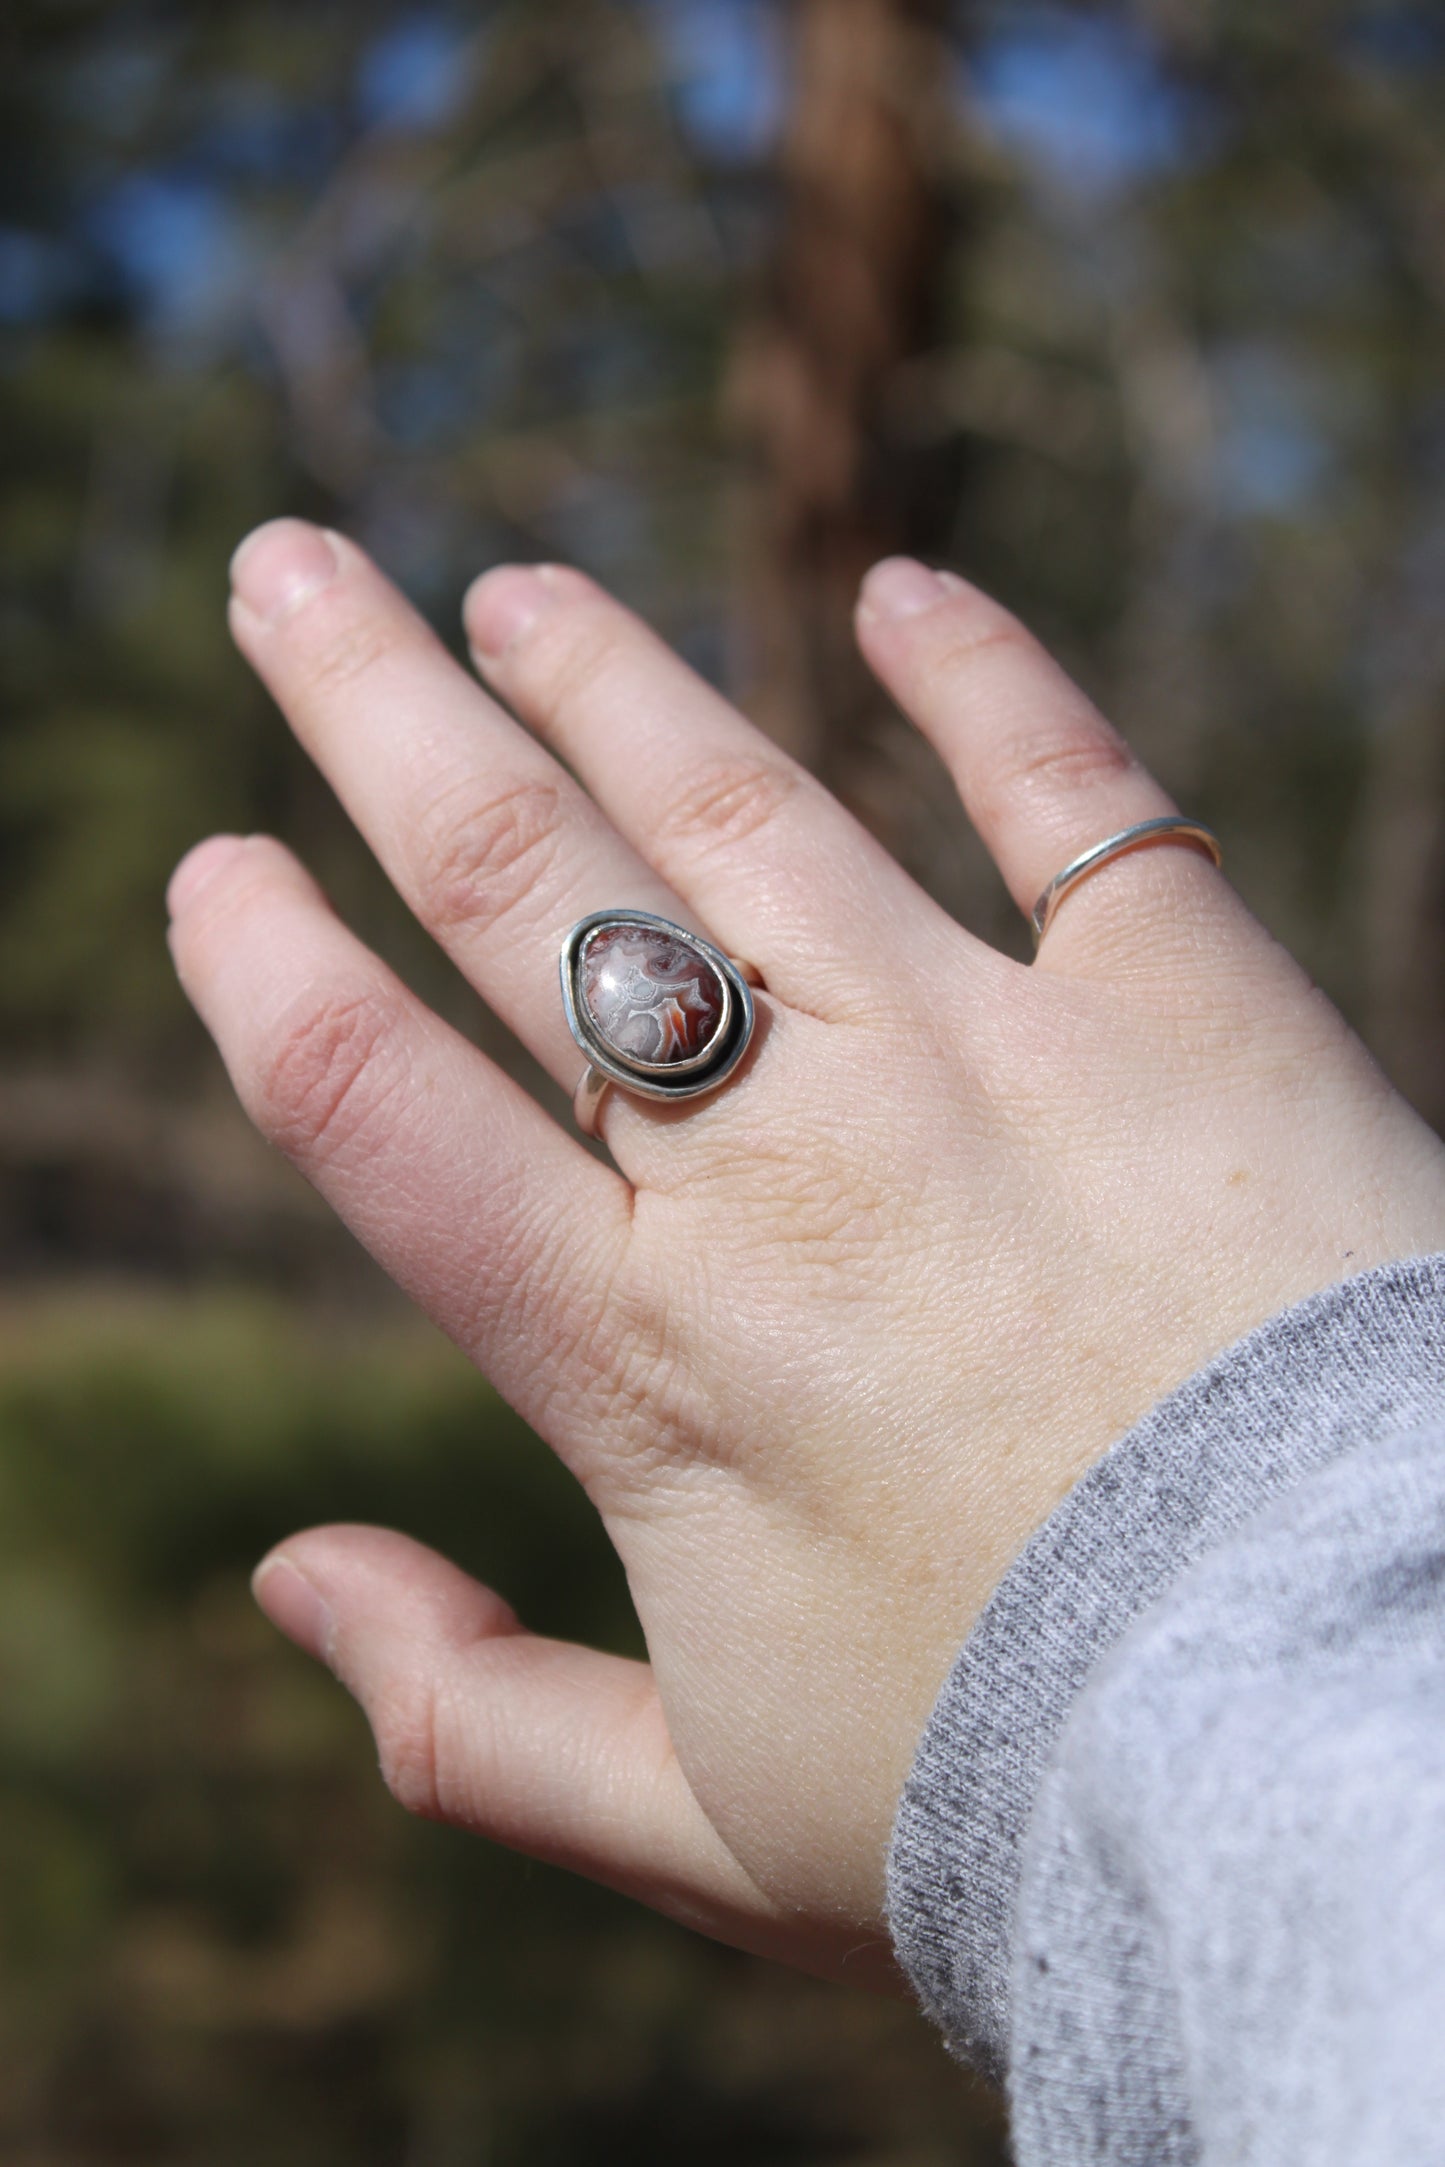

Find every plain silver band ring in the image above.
[1030,816,1222,950]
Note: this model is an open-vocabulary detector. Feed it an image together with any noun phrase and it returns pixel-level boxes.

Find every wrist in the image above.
[886,1249,1445,2076]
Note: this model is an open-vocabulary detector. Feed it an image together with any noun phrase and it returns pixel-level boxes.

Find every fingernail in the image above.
[230,519,339,625]
[167,834,248,918]
[253,1555,337,1671]
[466,565,558,661]
[859,557,955,622]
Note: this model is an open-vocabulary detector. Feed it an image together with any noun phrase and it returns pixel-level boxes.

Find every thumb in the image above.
[252,1524,834,1970]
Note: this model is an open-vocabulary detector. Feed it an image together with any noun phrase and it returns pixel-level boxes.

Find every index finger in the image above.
[167,832,632,1461]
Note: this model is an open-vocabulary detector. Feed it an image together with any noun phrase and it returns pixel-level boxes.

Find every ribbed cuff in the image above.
[886,1253,1445,2079]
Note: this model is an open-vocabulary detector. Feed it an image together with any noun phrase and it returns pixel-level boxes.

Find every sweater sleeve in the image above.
[886,1252,1445,2156]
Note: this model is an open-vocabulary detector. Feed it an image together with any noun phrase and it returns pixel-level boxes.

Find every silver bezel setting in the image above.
[559,910,756,1105]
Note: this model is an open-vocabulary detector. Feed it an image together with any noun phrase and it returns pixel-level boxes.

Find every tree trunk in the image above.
[728,0,954,777]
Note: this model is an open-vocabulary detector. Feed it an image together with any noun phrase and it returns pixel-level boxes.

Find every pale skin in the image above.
[168,523,1445,1992]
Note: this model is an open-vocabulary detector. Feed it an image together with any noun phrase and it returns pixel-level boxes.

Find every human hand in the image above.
[168,527,1445,1986]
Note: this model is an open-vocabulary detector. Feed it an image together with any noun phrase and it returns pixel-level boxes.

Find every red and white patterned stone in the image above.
[582,926,725,1066]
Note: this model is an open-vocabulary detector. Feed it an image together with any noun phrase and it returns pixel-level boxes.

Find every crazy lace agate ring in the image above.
[560,910,758,1136]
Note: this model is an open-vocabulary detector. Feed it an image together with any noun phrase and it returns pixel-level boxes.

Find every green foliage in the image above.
[0,1294,1007,2162]
[0,1289,634,1642]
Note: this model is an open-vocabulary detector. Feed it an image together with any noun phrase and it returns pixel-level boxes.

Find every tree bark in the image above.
[728,0,955,775]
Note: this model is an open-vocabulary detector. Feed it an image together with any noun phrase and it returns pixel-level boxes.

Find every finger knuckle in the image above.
[656,755,799,856]
[523,604,628,722]
[170,852,286,976]
[287,586,404,701]
[255,984,405,1165]
[410,774,565,939]
[983,718,1135,819]
[933,608,1035,678]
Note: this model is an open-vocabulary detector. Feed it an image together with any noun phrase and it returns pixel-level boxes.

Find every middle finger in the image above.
[227,519,696,1094]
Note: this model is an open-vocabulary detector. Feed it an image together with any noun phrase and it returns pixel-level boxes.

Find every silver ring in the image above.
[1030,816,1222,949]
[560,910,760,1137]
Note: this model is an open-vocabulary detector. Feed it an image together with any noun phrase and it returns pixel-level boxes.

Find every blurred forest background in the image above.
[4,0,1445,2160]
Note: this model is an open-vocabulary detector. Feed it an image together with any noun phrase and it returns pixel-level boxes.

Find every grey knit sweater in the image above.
[887,1253,1445,2163]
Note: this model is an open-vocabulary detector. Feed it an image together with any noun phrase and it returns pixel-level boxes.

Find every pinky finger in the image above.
[855,561,1237,967]
[253,1525,897,1985]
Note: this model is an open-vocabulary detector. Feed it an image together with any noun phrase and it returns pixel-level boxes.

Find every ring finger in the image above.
[227,520,697,1096]
[462,563,966,1018]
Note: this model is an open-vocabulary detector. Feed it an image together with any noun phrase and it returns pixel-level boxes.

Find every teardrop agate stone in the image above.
[582,925,725,1067]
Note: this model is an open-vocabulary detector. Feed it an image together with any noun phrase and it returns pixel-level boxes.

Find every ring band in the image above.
[1030,816,1222,949]
[560,910,760,1137]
